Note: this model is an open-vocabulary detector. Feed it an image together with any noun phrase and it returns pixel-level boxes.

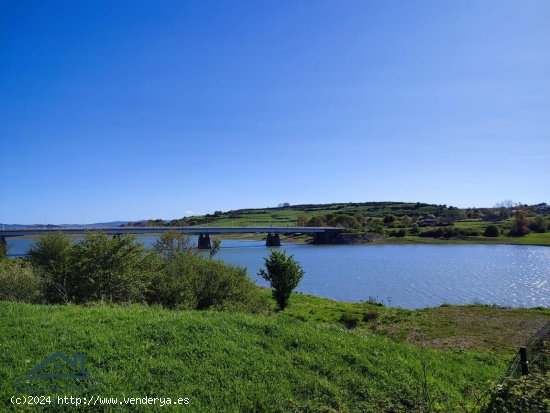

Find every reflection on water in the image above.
[6,237,550,309]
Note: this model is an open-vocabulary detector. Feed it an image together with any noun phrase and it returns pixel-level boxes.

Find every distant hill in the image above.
[0,221,129,229]
[125,201,461,227]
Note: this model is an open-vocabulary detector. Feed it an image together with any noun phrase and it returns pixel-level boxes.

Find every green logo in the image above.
[15,352,101,395]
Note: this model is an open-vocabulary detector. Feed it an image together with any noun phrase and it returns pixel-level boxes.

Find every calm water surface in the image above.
[7,237,550,309]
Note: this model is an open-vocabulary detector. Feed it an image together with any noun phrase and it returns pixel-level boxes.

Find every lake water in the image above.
[6,237,550,309]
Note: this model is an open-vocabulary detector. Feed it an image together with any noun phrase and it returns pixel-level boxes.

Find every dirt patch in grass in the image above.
[380,306,550,354]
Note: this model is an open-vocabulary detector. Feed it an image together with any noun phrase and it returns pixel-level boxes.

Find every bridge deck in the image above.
[0,226,339,237]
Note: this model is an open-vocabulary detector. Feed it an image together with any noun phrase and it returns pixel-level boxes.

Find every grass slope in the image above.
[1,301,507,412]
[279,292,550,355]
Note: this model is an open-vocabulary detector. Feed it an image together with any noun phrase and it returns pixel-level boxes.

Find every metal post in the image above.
[520,346,529,375]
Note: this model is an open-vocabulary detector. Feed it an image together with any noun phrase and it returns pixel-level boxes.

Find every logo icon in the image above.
[16,352,101,395]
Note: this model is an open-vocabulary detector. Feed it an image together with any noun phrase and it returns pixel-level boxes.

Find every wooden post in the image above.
[520,346,529,375]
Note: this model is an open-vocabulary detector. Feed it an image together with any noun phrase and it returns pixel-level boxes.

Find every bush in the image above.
[485,371,550,412]
[29,232,154,304]
[484,225,500,237]
[259,250,305,310]
[363,311,379,322]
[457,227,481,236]
[27,232,73,303]
[389,229,406,237]
[419,227,445,238]
[528,216,547,233]
[149,252,268,312]
[339,312,359,329]
[153,230,193,257]
[0,259,43,303]
[67,233,155,304]
[23,232,268,313]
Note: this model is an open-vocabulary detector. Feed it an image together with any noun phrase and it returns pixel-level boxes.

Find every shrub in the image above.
[0,258,43,303]
[339,312,359,329]
[419,227,445,238]
[389,229,406,237]
[484,225,500,237]
[485,371,550,412]
[457,227,481,236]
[153,230,193,257]
[528,216,547,233]
[363,311,379,322]
[259,250,305,310]
[27,232,73,303]
[67,233,154,304]
[149,252,268,313]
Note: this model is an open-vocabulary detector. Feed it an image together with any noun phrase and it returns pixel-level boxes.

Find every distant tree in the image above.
[400,215,412,227]
[209,238,222,258]
[365,218,385,234]
[484,225,500,237]
[528,216,547,233]
[328,214,360,229]
[259,250,304,310]
[296,214,308,226]
[509,206,530,236]
[213,211,223,217]
[495,200,515,209]
[354,213,365,225]
[383,215,395,224]
[278,202,290,208]
[154,230,193,257]
[306,216,325,227]
[442,207,466,224]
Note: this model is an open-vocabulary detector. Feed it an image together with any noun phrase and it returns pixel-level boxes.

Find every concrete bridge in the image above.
[0,226,342,249]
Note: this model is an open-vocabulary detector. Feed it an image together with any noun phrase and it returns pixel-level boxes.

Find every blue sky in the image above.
[2,1,549,224]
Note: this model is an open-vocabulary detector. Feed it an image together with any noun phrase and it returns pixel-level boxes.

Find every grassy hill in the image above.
[166,202,450,227]
[2,293,548,412]
[125,201,550,246]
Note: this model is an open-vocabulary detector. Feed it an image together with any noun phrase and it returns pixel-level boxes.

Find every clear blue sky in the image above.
[2,1,549,224]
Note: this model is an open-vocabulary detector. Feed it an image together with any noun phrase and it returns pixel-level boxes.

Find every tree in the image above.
[441,207,466,224]
[296,214,308,226]
[400,215,412,227]
[327,214,360,229]
[209,238,221,258]
[154,230,193,257]
[509,206,530,236]
[484,225,500,237]
[307,216,325,227]
[383,214,395,224]
[528,216,547,233]
[259,250,304,310]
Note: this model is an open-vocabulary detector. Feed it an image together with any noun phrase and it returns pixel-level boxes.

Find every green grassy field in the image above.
[378,232,550,247]
[1,293,548,412]
[168,202,449,227]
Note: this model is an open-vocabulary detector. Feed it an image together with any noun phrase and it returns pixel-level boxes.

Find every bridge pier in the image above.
[0,236,6,255]
[266,233,281,247]
[197,233,211,249]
